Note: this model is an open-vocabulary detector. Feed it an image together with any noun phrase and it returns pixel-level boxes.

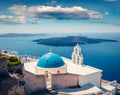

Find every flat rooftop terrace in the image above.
[62,57,102,76]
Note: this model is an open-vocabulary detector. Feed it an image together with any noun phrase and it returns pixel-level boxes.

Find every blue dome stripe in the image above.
[37,52,65,68]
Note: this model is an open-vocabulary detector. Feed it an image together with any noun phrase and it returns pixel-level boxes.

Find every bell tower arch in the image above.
[72,44,83,65]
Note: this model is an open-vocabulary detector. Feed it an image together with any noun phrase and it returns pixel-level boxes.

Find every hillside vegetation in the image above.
[0,52,21,66]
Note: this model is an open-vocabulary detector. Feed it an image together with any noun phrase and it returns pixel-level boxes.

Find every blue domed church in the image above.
[35,52,66,75]
[23,44,116,94]
[37,52,65,68]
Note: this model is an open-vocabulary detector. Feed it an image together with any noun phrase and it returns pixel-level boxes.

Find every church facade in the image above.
[23,44,116,94]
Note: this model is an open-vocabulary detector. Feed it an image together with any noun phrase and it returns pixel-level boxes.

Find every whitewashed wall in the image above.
[79,72,102,87]
[23,68,46,92]
[52,73,79,89]
[35,65,67,75]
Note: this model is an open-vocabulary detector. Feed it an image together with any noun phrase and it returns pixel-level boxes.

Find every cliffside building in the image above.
[23,44,117,95]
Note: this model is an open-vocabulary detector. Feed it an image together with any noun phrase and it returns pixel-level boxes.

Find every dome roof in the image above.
[37,52,65,68]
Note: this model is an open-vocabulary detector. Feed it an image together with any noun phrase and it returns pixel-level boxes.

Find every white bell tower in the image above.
[72,44,83,65]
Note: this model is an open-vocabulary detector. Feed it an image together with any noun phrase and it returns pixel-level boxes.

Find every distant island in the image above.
[33,36,118,46]
[0,33,46,37]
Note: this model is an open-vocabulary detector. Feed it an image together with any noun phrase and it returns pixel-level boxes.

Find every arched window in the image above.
[45,71,48,78]
[73,55,75,63]
[78,57,79,61]
[57,70,60,74]
[45,71,48,74]
[77,57,79,64]
[75,48,77,54]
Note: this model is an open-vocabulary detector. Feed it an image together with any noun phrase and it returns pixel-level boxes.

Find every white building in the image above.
[1,50,18,57]
[23,44,117,95]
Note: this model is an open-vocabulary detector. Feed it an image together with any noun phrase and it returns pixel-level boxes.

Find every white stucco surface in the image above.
[62,57,102,76]
[56,83,103,95]
[35,64,67,75]
[24,61,38,74]
[24,57,102,76]
[102,84,116,95]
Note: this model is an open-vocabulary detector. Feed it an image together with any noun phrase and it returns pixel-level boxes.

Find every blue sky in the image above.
[0,0,120,34]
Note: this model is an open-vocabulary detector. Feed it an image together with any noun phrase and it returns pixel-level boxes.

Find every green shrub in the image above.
[7,56,21,66]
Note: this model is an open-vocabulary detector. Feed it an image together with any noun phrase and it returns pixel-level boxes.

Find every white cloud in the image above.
[0,15,27,24]
[0,5,102,24]
[105,12,109,15]
[0,15,38,24]
[9,5,102,20]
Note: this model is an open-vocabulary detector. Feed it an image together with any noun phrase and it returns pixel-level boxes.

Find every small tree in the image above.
[7,56,21,66]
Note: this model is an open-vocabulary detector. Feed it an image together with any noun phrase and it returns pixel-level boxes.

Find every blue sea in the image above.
[0,33,120,83]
